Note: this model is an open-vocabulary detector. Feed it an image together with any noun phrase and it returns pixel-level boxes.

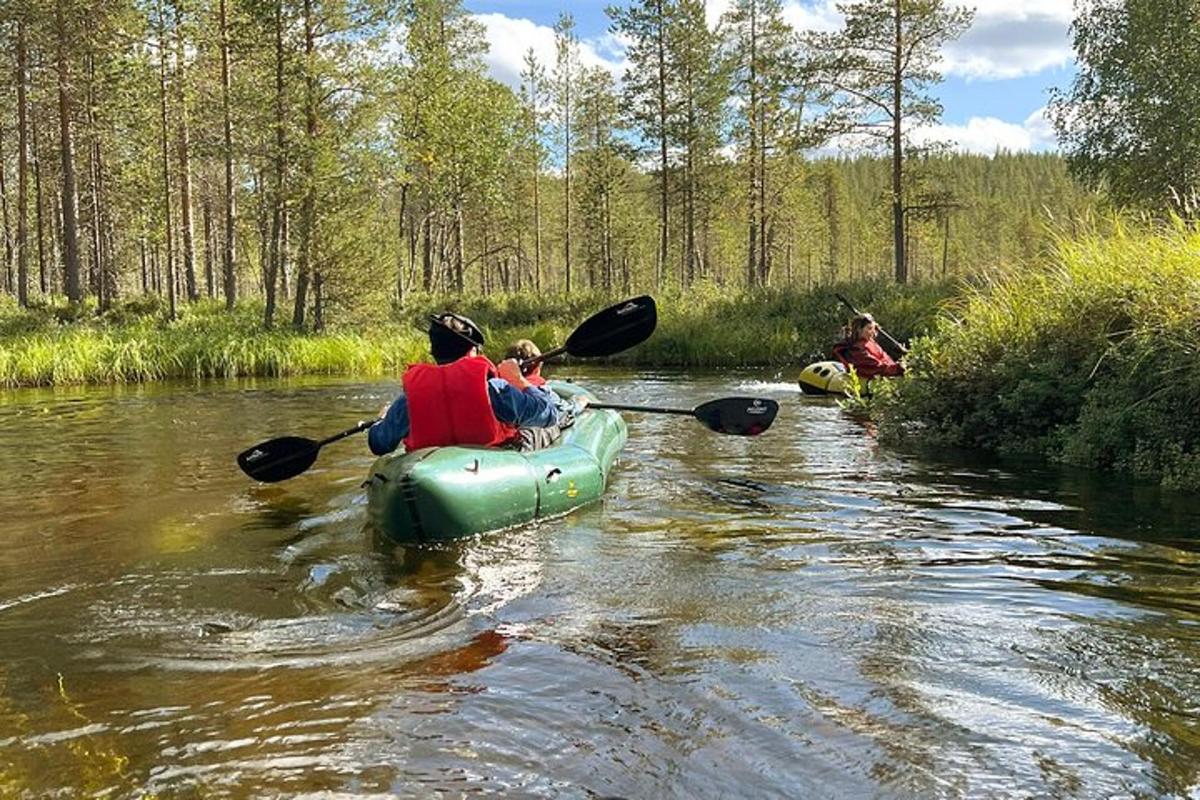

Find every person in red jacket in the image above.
[831,313,905,380]
[369,314,573,455]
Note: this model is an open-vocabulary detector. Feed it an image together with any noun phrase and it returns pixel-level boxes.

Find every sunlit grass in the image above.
[881,215,1200,489]
[0,281,952,386]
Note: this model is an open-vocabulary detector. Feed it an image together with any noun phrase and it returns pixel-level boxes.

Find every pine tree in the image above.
[814,0,972,283]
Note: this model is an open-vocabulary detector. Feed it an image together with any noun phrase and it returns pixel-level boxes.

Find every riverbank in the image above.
[0,280,951,387]
[879,218,1200,490]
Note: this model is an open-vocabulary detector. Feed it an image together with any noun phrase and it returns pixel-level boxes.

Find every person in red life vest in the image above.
[831,313,905,380]
[368,314,579,455]
[504,339,547,386]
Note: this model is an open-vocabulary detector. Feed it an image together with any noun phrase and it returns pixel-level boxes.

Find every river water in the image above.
[1,369,1199,798]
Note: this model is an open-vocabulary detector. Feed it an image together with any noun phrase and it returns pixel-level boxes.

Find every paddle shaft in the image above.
[836,293,909,355]
[523,343,566,367]
[589,401,693,416]
[317,419,376,447]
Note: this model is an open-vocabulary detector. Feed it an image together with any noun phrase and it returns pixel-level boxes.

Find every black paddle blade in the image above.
[237,436,321,483]
[693,397,779,436]
[563,295,657,358]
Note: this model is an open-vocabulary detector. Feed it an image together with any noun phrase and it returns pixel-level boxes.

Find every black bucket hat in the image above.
[428,312,485,363]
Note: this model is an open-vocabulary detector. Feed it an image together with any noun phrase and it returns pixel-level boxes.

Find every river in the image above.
[1,368,1199,798]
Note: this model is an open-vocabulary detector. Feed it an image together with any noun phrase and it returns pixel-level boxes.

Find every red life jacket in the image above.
[402,355,520,450]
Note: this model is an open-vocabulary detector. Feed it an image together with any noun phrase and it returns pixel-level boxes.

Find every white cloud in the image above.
[477,1,1075,87]
[782,0,842,33]
[942,0,1074,80]
[911,106,1057,153]
[474,13,628,90]
[773,0,1074,81]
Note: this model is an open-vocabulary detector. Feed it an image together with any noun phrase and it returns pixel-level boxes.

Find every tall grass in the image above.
[0,282,952,387]
[0,301,425,387]
[879,216,1200,489]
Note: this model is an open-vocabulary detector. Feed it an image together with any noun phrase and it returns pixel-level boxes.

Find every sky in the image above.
[465,0,1076,155]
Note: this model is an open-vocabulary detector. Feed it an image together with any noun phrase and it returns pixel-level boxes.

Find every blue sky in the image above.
[467,0,1076,154]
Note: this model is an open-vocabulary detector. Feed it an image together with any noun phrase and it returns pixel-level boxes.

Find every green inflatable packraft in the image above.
[365,382,627,544]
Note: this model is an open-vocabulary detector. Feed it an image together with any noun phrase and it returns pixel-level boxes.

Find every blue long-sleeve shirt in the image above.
[368,378,560,455]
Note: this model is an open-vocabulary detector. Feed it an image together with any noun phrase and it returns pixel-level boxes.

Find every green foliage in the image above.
[836,366,872,414]
[1049,0,1200,211]
[877,217,1200,489]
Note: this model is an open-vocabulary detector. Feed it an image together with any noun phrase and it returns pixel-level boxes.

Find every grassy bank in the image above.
[0,281,952,387]
[878,219,1200,490]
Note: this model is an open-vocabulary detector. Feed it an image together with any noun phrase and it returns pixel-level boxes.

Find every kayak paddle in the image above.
[237,420,375,483]
[589,397,780,436]
[238,295,659,483]
[521,295,657,366]
[835,292,909,356]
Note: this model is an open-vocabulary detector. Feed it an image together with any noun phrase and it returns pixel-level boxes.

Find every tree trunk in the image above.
[86,52,116,309]
[50,188,62,292]
[745,0,759,289]
[203,195,214,297]
[265,0,286,326]
[85,58,100,300]
[655,0,669,291]
[15,21,30,306]
[176,4,198,302]
[56,0,83,304]
[292,0,317,329]
[32,113,46,295]
[758,99,768,286]
[453,202,464,294]
[421,201,433,291]
[255,169,269,295]
[891,0,906,283]
[564,71,572,294]
[0,122,13,292]
[311,269,323,331]
[395,182,407,304]
[532,159,541,293]
[684,58,697,288]
[157,1,177,318]
[279,206,290,299]
[152,244,161,295]
[603,183,613,291]
[480,219,489,294]
[220,0,237,309]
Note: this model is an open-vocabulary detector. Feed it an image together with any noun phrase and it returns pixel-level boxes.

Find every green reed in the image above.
[0,282,951,387]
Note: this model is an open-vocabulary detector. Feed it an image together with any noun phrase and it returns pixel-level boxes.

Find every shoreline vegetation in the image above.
[2,220,1197,490]
[0,278,952,386]
[879,218,1200,491]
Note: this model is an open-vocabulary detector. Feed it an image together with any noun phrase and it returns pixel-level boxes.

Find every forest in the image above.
[0,0,1101,331]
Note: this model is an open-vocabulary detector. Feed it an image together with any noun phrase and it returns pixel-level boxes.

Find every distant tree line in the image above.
[0,0,1104,329]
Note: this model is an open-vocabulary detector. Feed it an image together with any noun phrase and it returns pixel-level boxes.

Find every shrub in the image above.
[877,217,1200,489]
